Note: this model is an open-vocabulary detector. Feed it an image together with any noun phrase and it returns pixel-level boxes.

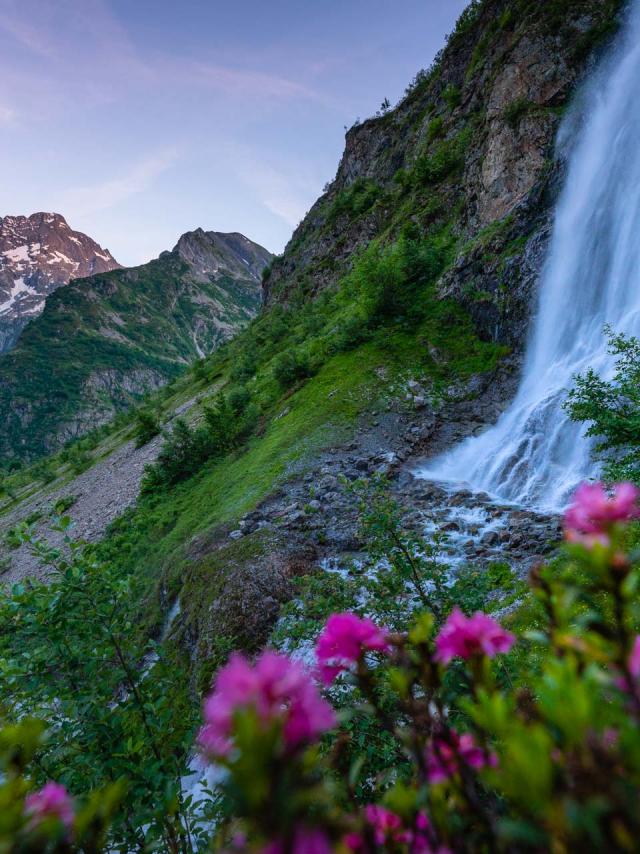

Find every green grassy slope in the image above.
[0,245,266,462]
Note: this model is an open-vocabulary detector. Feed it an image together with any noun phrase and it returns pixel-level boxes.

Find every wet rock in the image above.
[481,531,501,548]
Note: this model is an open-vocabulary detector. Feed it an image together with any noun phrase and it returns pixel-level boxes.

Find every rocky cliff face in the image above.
[0,213,120,352]
[265,0,622,348]
[0,230,272,461]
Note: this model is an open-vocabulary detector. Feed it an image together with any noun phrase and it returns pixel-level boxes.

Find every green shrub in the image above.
[412,127,470,186]
[31,459,56,484]
[442,83,461,110]
[328,310,371,354]
[504,97,532,129]
[272,350,312,390]
[230,349,258,382]
[227,385,251,415]
[142,418,209,490]
[448,0,483,43]
[426,116,444,142]
[0,477,17,502]
[343,233,454,326]
[52,494,77,516]
[143,394,258,491]
[4,527,23,550]
[192,358,209,383]
[326,179,382,223]
[67,446,92,475]
[133,407,161,448]
[566,326,640,482]
[498,7,514,29]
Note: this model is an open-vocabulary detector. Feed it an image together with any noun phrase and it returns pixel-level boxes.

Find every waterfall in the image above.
[419,2,640,512]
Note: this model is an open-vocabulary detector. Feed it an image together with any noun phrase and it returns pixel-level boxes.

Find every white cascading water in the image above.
[420,2,640,512]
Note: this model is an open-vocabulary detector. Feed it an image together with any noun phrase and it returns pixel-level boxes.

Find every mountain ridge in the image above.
[0,212,121,352]
[0,227,272,461]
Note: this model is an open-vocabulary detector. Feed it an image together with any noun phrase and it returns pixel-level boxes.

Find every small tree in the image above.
[134,406,162,448]
[272,350,311,390]
[565,326,640,482]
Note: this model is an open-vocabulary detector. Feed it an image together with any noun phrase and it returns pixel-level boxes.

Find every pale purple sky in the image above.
[0,0,469,265]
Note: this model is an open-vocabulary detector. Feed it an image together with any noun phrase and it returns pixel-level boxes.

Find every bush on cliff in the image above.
[566,326,640,482]
[343,232,454,326]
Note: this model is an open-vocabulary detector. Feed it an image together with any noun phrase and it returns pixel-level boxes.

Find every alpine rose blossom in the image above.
[615,635,640,693]
[345,807,447,853]
[564,482,640,546]
[263,827,332,854]
[365,805,406,846]
[198,651,335,758]
[426,730,498,784]
[315,612,390,684]
[25,782,75,830]
[629,635,640,680]
[434,608,515,664]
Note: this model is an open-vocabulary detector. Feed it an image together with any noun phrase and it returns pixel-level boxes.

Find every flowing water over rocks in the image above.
[422,2,640,511]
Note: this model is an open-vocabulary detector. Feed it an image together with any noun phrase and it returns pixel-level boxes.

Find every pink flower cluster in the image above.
[564,482,640,547]
[199,651,335,758]
[263,827,331,854]
[616,635,640,693]
[434,608,515,665]
[629,636,640,680]
[426,730,497,784]
[315,612,390,684]
[345,806,449,853]
[25,782,74,831]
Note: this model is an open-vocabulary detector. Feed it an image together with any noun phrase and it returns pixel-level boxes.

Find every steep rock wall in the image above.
[264,0,623,348]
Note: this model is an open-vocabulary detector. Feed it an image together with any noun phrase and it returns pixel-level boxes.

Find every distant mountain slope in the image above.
[0,229,272,461]
[0,212,120,352]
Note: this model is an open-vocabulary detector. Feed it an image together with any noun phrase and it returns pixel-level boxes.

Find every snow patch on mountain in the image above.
[0,212,120,353]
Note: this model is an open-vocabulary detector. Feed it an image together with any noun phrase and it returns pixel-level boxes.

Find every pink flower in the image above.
[343,831,365,851]
[199,651,335,759]
[263,827,331,854]
[629,635,640,680]
[24,782,74,831]
[315,613,390,684]
[564,482,640,546]
[434,608,515,665]
[346,808,444,853]
[365,805,405,846]
[615,635,640,693]
[426,730,497,784]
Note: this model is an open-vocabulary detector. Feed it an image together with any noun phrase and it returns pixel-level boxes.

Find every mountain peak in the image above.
[0,213,121,352]
[173,228,273,283]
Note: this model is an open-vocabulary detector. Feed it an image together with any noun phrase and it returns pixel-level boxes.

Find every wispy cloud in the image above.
[0,0,138,62]
[237,158,319,227]
[0,0,152,113]
[187,61,325,104]
[0,3,57,58]
[60,150,180,216]
[0,103,16,125]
